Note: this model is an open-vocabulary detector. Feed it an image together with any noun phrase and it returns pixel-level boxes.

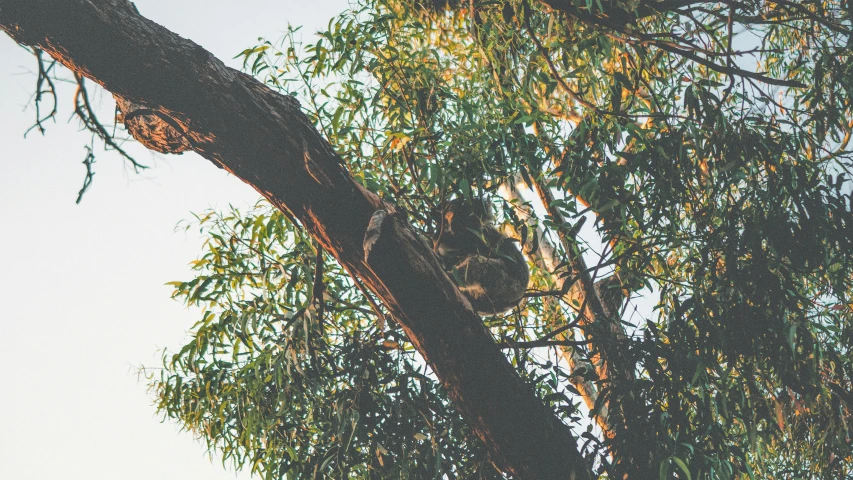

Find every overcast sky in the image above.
[0,2,348,479]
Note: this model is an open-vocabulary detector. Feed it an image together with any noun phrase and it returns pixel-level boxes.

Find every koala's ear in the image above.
[471,197,493,220]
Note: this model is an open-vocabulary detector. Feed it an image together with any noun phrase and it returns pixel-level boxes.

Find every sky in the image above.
[0,2,348,479]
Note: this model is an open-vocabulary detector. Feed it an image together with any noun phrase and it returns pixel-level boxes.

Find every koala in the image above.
[433,198,530,315]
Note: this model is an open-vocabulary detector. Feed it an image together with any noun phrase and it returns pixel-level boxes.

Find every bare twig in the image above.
[72,72,142,169]
[75,143,95,204]
[24,48,58,136]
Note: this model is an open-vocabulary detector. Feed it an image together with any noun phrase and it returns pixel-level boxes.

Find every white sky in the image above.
[0,1,349,479]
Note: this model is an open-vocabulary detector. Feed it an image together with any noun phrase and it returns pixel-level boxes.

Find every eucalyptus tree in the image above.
[2,0,853,479]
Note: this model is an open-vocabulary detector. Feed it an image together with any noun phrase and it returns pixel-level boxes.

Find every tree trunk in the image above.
[0,1,592,478]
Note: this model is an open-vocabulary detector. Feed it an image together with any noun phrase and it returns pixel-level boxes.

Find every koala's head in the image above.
[431,198,496,260]
[438,197,493,235]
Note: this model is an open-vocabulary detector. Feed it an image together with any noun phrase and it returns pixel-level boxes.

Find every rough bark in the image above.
[0,1,592,478]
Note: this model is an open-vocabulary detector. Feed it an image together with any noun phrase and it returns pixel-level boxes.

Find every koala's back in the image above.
[451,226,529,315]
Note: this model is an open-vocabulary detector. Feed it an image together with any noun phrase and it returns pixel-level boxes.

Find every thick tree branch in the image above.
[0,1,592,478]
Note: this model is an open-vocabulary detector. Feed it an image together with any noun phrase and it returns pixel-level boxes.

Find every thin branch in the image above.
[536,0,807,88]
[72,72,144,167]
[647,39,805,88]
[24,48,58,136]
[75,143,95,203]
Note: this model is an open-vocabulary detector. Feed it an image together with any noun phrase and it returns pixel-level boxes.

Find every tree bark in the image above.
[0,1,592,478]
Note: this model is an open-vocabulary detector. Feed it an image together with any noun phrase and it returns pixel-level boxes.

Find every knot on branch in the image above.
[114,96,191,154]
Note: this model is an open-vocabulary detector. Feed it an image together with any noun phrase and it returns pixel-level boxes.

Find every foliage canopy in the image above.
[146,0,853,478]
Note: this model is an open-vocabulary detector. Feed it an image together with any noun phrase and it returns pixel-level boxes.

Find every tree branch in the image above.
[498,182,610,433]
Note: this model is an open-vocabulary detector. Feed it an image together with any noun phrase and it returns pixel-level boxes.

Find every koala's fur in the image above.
[433,198,529,315]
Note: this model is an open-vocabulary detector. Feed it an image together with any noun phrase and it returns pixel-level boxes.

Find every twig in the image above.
[72,72,142,169]
[24,48,58,136]
[75,143,95,204]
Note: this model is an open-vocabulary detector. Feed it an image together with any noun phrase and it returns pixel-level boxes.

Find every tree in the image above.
[2,0,853,479]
